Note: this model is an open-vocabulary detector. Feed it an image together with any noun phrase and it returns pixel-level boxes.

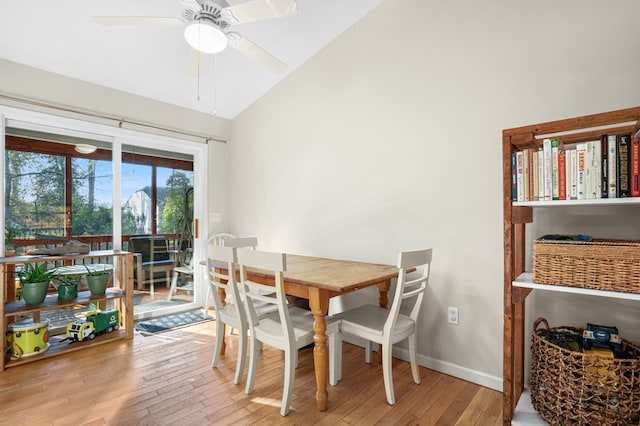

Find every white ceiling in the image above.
[0,0,382,120]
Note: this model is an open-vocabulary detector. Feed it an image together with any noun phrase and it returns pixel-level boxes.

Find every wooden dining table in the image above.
[214,253,401,411]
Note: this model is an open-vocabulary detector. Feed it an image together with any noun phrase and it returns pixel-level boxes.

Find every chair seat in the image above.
[173,265,193,274]
[338,304,415,340]
[253,306,326,349]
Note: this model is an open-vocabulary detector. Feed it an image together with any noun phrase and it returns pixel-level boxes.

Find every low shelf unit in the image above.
[1,250,134,370]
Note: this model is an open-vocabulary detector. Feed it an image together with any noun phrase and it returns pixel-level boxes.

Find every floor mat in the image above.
[134,310,213,335]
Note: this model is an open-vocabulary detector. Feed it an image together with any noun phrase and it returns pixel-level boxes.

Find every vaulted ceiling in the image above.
[0,0,382,119]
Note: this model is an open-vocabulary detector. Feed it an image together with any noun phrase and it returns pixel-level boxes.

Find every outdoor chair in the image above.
[129,235,176,297]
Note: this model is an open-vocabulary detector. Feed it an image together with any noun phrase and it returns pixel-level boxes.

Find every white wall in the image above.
[228,0,640,390]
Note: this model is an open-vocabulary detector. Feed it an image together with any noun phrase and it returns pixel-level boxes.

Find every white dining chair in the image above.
[207,246,247,384]
[204,232,237,318]
[334,248,433,405]
[237,248,341,417]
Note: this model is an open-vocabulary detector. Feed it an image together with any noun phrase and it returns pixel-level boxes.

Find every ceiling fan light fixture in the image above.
[74,144,98,154]
[184,21,228,54]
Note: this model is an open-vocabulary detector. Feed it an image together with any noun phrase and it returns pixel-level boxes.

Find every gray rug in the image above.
[134,310,213,335]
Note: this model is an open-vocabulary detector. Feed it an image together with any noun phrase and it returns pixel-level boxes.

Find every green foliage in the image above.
[84,264,110,276]
[17,262,55,284]
[159,170,193,234]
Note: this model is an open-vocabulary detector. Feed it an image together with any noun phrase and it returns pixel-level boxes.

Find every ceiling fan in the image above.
[93,0,297,74]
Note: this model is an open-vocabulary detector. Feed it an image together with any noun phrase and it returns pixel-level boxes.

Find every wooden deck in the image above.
[0,317,502,425]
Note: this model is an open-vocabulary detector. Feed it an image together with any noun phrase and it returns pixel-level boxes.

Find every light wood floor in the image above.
[0,315,502,425]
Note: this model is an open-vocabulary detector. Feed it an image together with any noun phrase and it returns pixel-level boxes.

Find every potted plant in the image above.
[84,265,111,295]
[51,272,81,300]
[17,262,54,304]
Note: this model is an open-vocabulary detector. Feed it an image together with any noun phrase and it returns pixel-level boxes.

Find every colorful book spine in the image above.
[617,133,631,197]
[543,138,552,201]
[601,134,608,198]
[576,143,586,200]
[532,148,539,201]
[632,131,640,197]
[559,150,566,200]
[537,148,544,201]
[523,148,530,201]
[608,135,617,198]
[511,152,517,200]
[516,151,524,202]
[551,138,559,200]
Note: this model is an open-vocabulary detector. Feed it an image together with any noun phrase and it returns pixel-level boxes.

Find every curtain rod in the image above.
[0,93,227,144]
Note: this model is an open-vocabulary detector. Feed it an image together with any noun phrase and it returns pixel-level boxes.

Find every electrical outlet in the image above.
[448,307,459,325]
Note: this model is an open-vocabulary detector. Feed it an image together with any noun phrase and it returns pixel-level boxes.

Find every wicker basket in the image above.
[533,239,640,293]
[530,318,640,425]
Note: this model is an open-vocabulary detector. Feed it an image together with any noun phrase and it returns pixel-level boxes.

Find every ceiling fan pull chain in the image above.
[212,53,218,116]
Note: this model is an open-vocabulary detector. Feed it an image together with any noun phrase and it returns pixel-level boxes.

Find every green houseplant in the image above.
[17,262,54,304]
[84,265,111,295]
[51,272,81,300]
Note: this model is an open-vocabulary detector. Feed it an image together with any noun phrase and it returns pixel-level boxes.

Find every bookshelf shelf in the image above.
[502,106,640,425]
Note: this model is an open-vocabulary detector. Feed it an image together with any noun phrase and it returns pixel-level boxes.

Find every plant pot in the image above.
[86,274,109,295]
[57,283,78,300]
[21,281,50,304]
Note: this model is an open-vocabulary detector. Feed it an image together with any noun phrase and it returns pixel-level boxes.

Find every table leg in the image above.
[376,279,391,308]
[308,287,329,411]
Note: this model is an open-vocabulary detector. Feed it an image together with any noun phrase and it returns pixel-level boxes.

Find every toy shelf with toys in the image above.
[1,250,134,370]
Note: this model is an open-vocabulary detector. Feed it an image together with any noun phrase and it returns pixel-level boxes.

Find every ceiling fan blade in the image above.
[225,0,297,24]
[92,16,184,26]
[179,0,202,11]
[227,32,287,74]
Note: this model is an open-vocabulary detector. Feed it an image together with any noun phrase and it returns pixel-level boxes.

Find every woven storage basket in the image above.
[533,239,640,293]
[530,318,640,425]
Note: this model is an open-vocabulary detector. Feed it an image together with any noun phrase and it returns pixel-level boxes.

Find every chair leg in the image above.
[281,347,295,416]
[245,335,261,395]
[168,271,179,301]
[382,342,395,405]
[364,340,373,363]
[233,326,247,385]
[211,320,225,368]
[408,333,420,384]
[203,285,211,319]
[329,329,342,386]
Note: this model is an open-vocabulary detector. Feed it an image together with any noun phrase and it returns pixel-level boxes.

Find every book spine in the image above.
[559,150,566,200]
[608,135,617,198]
[516,151,524,202]
[532,148,539,201]
[511,152,517,201]
[590,140,601,199]
[543,138,552,201]
[601,134,608,198]
[576,143,586,200]
[523,148,530,201]
[551,138,559,200]
[569,149,578,200]
[632,133,640,197]
[537,148,544,201]
[617,133,631,197]
[584,141,594,199]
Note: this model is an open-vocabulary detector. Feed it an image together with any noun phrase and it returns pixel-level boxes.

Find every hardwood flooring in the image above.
[0,315,502,425]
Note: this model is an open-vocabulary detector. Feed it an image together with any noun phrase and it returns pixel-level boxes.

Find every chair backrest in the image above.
[384,248,433,335]
[207,245,244,319]
[129,236,171,262]
[208,233,237,246]
[237,249,292,343]
[223,237,257,250]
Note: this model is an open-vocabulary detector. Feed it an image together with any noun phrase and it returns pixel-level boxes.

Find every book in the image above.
[601,134,608,198]
[559,150,566,200]
[511,152,517,200]
[523,148,530,201]
[632,131,640,197]
[586,140,601,199]
[543,138,552,201]
[617,133,631,197]
[532,148,539,201]
[608,135,617,198]
[551,138,559,200]
[568,149,578,199]
[516,151,524,202]
[537,148,544,202]
[576,143,586,200]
